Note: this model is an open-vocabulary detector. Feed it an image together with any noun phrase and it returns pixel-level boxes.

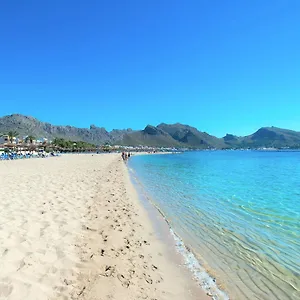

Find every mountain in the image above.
[1,114,300,148]
[221,127,300,148]
[239,127,300,148]
[121,125,182,147]
[157,123,226,148]
[0,114,132,144]
[223,134,242,147]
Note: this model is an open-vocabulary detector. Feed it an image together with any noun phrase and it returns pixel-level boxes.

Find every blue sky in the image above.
[0,0,299,137]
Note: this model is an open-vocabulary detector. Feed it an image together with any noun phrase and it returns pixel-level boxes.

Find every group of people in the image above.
[121,152,131,161]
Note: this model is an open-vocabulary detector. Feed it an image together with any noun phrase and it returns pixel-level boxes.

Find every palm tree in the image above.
[0,133,5,145]
[25,135,35,144]
[7,131,18,143]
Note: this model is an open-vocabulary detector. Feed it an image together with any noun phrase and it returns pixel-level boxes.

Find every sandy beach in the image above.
[0,154,209,300]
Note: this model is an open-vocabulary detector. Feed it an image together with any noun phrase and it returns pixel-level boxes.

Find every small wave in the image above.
[169,228,229,300]
[128,163,229,300]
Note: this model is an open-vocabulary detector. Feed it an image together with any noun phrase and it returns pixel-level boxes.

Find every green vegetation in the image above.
[157,123,225,148]
[0,131,19,143]
[7,131,19,143]
[25,135,35,144]
[1,114,300,149]
[52,138,96,150]
[102,142,111,152]
[225,127,300,149]
[121,125,183,147]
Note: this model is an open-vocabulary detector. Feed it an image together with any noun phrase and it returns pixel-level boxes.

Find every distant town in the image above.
[0,132,179,155]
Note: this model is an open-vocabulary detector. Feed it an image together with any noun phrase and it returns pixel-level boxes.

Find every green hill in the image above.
[1,114,300,149]
[240,127,300,148]
[121,125,182,147]
[157,123,226,148]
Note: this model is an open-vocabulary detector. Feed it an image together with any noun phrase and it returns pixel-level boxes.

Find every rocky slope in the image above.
[157,123,226,148]
[121,125,183,147]
[1,114,300,148]
[0,114,132,144]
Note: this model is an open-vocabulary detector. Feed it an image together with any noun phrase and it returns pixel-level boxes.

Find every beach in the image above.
[0,154,209,300]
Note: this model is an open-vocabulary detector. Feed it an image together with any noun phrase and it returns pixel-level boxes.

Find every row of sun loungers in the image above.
[0,151,59,161]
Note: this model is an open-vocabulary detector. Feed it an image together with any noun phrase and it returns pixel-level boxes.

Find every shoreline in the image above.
[127,159,229,300]
[0,153,209,300]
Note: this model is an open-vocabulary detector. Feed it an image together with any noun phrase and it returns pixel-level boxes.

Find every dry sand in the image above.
[0,154,209,300]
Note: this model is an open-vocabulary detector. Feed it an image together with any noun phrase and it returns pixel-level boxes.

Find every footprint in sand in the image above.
[156,275,164,284]
[101,265,115,277]
[128,269,135,278]
[151,264,158,271]
[17,259,26,271]
[117,274,130,288]
[2,248,8,256]
[0,282,13,297]
[119,248,127,255]
[143,273,153,284]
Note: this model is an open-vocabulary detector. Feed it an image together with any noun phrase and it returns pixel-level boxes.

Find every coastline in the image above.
[0,153,209,300]
[127,158,229,300]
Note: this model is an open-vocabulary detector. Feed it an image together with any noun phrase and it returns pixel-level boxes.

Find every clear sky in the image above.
[0,0,299,137]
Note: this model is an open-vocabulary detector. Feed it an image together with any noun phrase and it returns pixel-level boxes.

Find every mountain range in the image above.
[1,114,300,149]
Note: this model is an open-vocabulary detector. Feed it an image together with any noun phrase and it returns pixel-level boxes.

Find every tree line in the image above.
[0,131,97,150]
[52,138,96,150]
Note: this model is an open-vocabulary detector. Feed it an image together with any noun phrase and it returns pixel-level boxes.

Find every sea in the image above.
[128,151,300,300]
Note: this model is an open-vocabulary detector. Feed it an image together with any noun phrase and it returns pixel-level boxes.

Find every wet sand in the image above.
[0,154,209,300]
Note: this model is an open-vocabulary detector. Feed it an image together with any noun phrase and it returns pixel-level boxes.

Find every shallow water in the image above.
[128,151,300,300]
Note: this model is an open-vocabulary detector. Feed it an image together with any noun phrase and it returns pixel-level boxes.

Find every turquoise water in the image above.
[128,151,300,300]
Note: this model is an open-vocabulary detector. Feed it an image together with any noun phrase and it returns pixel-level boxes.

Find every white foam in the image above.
[128,163,229,299]
[169,229,229,300]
